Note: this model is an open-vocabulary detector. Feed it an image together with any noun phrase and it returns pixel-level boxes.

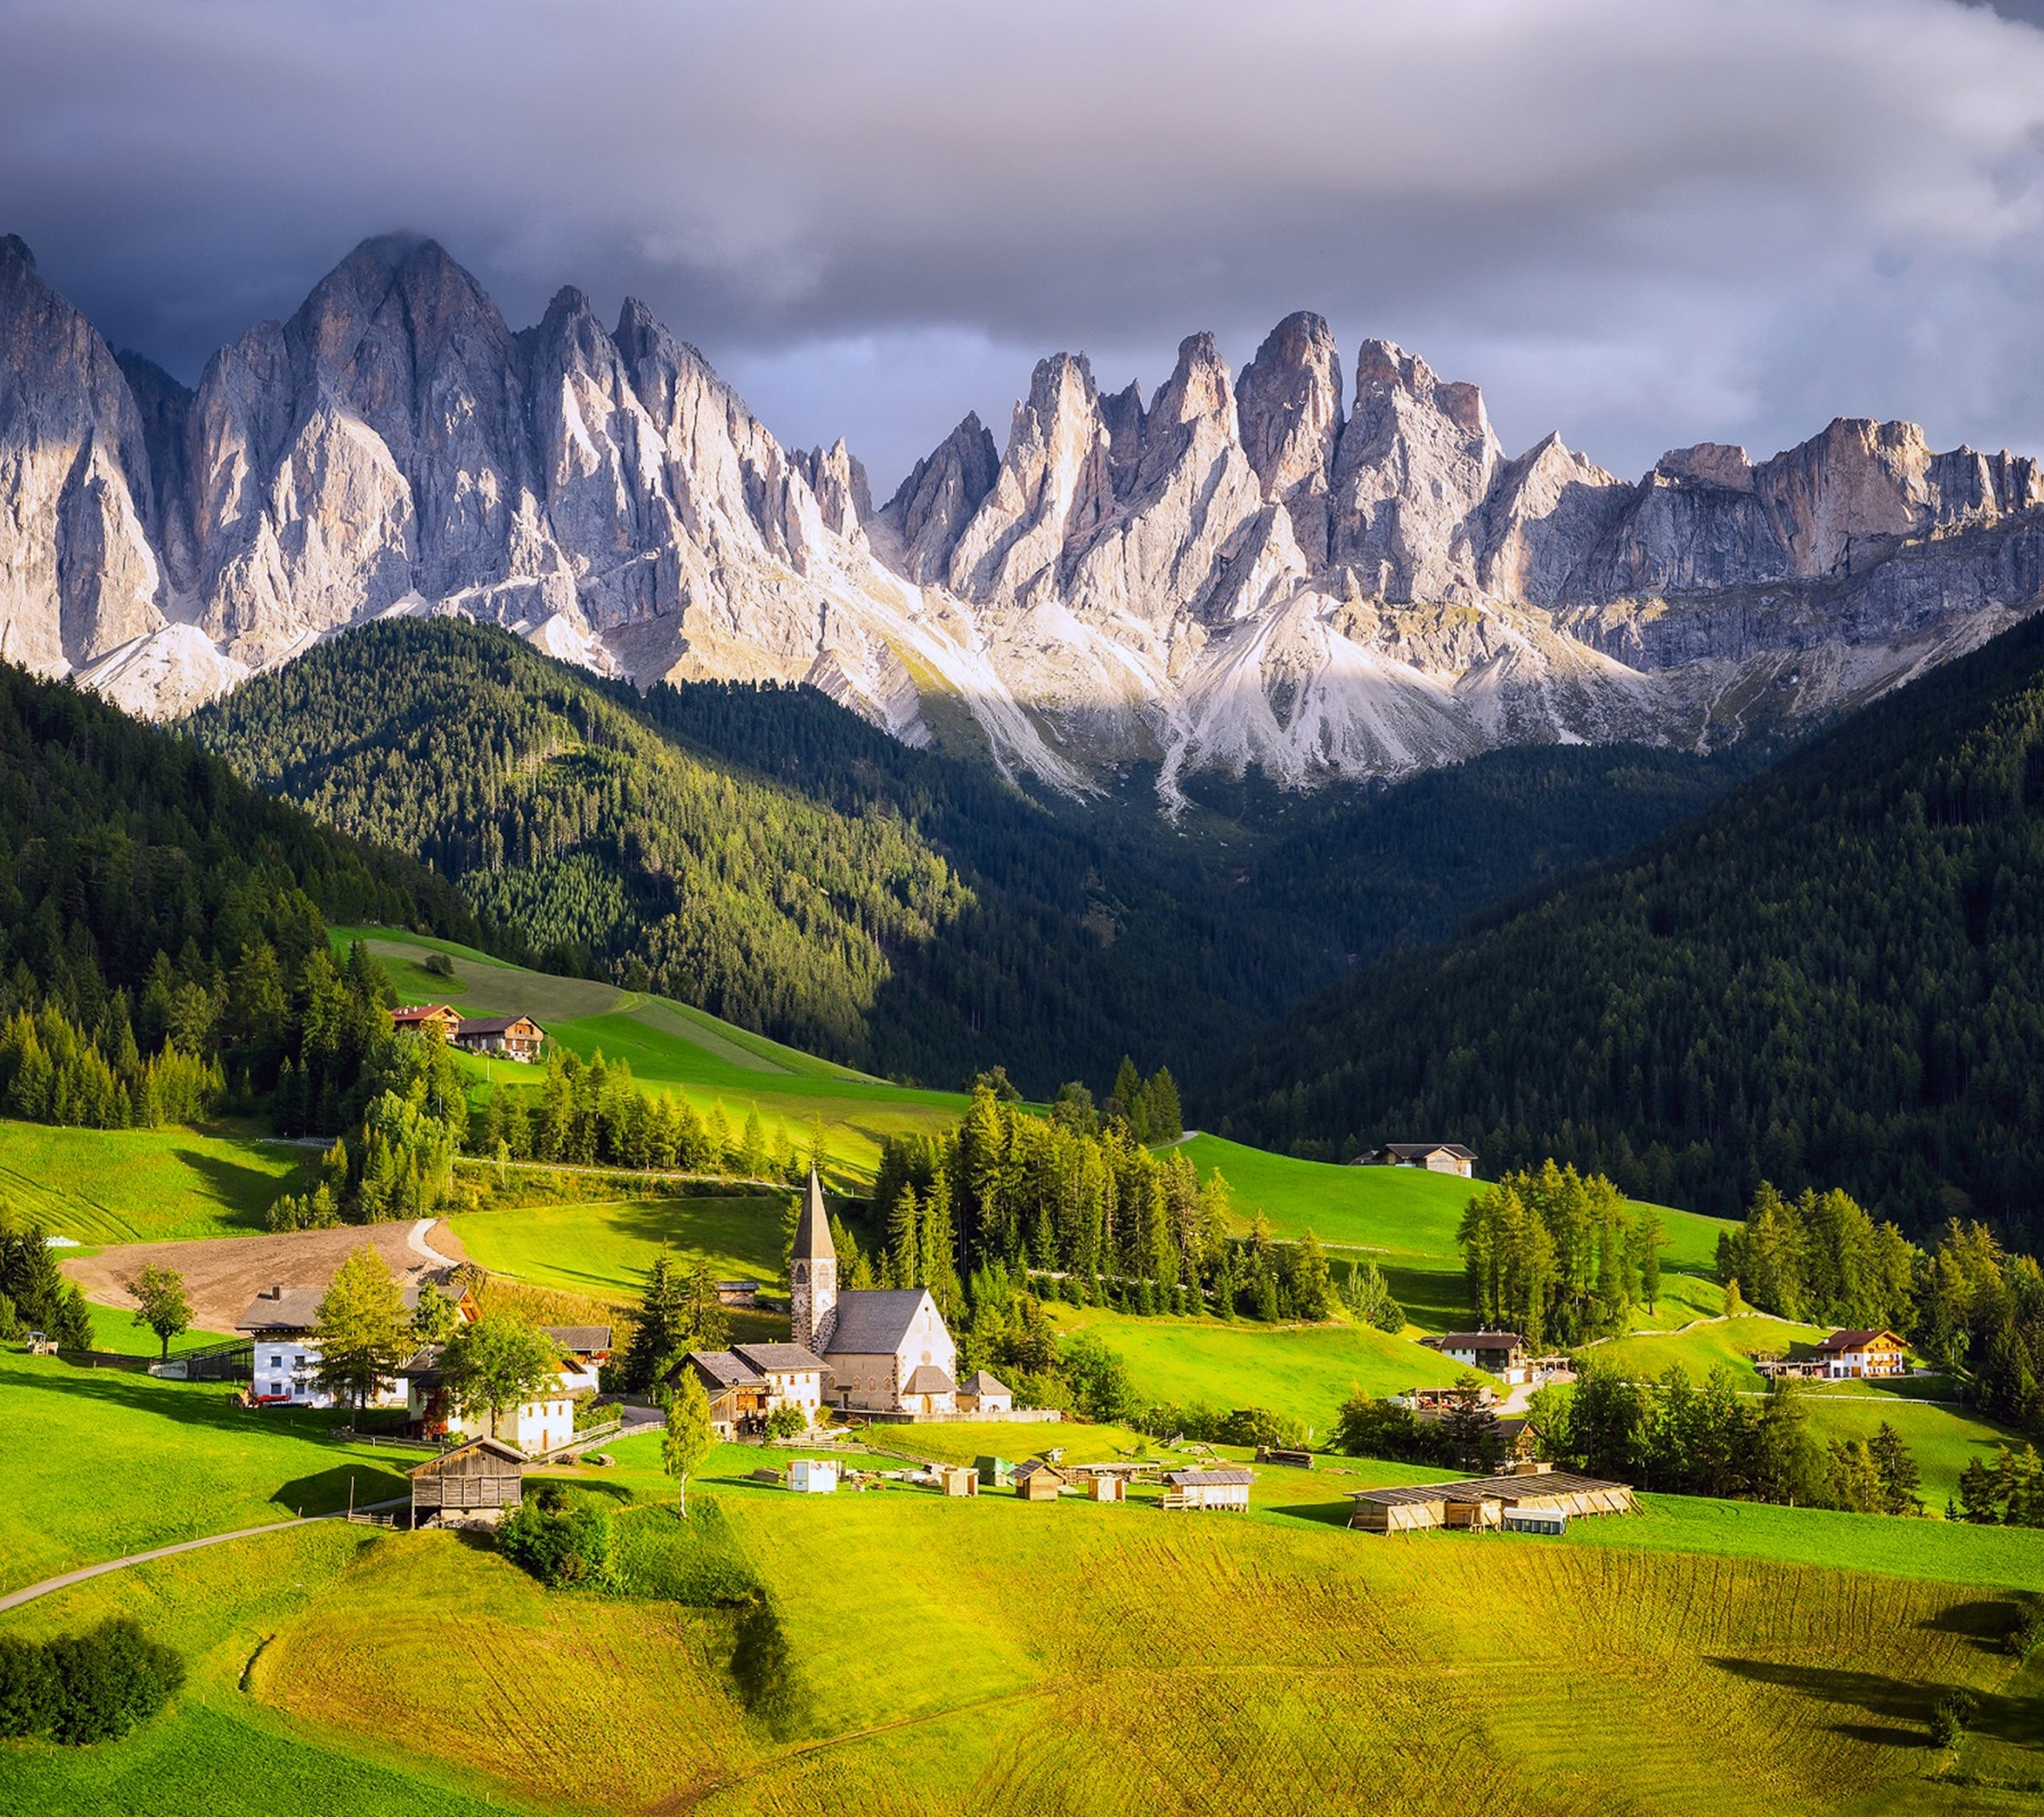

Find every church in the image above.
[793,1170,960,1416]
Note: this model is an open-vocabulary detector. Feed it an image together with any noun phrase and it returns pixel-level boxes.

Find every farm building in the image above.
[453,1014,546,1062]
[716,1279,761,1307]
[409,1437,524,1527]
[1161,1468,1254,1512]
[1347,1462,1635,1534]
[1360,1142,1477,1177]
[1015,1459,1068,1502]
[789,1458,838,1494]
[1422,1331,1530,1383]
[957,1369,1013,1414]
[937,1466,979,1497]
[789,1171,961,1416]
[392,1004,463,1041]
[402,1351,580,1455]
[540,1327,611,1375]
[1087,1473,1125,1504]
[975,1455,1014,1489]
[1817,1329,1910,1379]
[680,1342,828,1436]
[238,1271,474,1410]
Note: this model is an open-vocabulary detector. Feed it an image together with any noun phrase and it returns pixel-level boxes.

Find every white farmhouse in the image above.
[238,1272,470,1410]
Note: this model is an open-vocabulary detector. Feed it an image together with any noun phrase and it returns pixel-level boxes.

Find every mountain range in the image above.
[7,231,2044,802]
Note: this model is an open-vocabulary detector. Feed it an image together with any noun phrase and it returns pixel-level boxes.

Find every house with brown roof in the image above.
[453,1014,545,1063]
[392,1004,463,1042]
[1360,1142,1478,1177]
[1817,1328,1910,1379]
[1421,1331,1530,1383]
[681,1341,829,1436]
[238,1271,473,1410]
[957,1369,1013,1414]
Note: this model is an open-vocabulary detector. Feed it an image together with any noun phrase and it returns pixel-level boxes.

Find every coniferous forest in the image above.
[1220,611,2044,1244]
[187,617,1747,1099]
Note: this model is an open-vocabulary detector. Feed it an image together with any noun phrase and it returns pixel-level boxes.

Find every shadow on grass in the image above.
[1260,1498,1356,1528]
[169,1144,306,1230]
[1709,1656,2039,1750]
[273,1463,411,1518]
[1919,1599,2027,1652]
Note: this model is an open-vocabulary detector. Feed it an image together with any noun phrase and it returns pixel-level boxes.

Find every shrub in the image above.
[764,1402,807,1440]
[0,1619,182,1744]
[2006,1603,2044,1661]
[498,1493,620,1590]
[1218,1406,1308,1451]
[1929,1690,1980,1749]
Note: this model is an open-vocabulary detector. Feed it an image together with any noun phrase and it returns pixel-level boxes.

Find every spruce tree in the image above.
[623,1249,690,1393]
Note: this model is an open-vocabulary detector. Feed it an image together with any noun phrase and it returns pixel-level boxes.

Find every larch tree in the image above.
[312,1245,412,1414]
[663,1367,715,1518]
[124,1262,190,1361]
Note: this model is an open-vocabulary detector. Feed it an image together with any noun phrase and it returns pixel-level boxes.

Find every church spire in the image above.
[790,1166,837,1353]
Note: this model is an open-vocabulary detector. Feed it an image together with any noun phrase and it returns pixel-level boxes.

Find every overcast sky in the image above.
[4,0,2044,492]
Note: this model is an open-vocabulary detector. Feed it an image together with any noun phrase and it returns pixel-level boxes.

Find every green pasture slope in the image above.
[446,1190,789,1303]
[7,1414,2043,1816]
[331,926,969,1174]
[0,1348,413,1597]
[0,1119,309,1246]
[1173,1133,1736,1333]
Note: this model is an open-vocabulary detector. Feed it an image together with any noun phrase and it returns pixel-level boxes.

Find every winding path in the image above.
[0,1501,409,1616]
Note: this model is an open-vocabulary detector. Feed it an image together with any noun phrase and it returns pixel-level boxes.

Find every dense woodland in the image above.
[1222,611,2044,1243]
[186,619,1743,1100]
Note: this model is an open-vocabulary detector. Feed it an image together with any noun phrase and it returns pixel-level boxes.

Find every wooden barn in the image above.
[1348,1463,1635,1534]
[1014,1458,1067,1502]
[1161,1467,1253,1512]
[409,1437,525,1527]
[453,1014,546,1063]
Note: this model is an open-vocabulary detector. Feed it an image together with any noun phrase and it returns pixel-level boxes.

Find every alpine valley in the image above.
[6,230,2044,803]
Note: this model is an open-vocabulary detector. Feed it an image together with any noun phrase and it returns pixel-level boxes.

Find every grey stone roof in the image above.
[903,1364,956,1394]
[1424,1332,1525,1350]
[541,1325,612,1352]
[793,1169,835,1264]
[732,1342,829,1374]
[819,1288,932,1356]
[960,1369,1011,1396]
[455,1014,540,1037]
[688,1350,769,1389]
[238,1275,457,1335]
[1375,1142,1478,1160]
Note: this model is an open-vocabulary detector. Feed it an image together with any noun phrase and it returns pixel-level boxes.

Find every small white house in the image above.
[789,1458,838,1494]
[957,1369,1014,1414]
[239,1277,467,1410]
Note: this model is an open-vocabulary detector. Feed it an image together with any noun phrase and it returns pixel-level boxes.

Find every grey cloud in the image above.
[2,0,2043,489]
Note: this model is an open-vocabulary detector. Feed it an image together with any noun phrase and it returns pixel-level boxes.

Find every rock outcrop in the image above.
[3,230,2042,808]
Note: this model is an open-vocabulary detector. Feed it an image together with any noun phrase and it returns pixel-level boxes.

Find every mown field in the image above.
[332,927,970,1175]
[1047,1303,1471,1430]
[0,1119,309,1245]
[0,1350,412,1596]
[446,1189,791,1302]
[5,1422,2040,1817]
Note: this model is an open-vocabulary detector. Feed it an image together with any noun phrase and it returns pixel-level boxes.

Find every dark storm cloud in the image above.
[3,0,2043,489]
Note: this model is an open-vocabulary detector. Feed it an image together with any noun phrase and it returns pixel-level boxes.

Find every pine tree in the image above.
[623,1249,690,1392]
[1872,1421,1923,1516]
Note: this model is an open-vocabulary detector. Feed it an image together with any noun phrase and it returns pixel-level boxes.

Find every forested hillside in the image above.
[191,619,1747,1096]
[1217,610,2044,1240]
[0,657,494,1135]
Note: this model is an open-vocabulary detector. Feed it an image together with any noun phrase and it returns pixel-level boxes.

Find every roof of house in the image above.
[792,1168,835,1265]
[960,1369,1012,1396]
[1424,1331,1526,1350]
[903,1364,957,1395]
[541,1325,612,1352]
[1348,1471,1627,1508]
[393,1004,458,1023]
[1377,1142,1479,1160]
[819,1288,934,1356]
[1818,1328,1906,1352]
[732,1342,829,1375]
[687,1350,770,1389]
[1013,1457,1066,1481]
[455,1014,540,1037]
[1165,1468,1255,1488]
[238,1274,458,1334]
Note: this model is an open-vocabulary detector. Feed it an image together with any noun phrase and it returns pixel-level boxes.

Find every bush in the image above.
[1929,1690,1980,1749]
[1218,1406,1308,1451]
[2007,1604,2044,1661]
[498,1493,619,1590]
[0,1619,182,1744]
[764,1402,807,1440]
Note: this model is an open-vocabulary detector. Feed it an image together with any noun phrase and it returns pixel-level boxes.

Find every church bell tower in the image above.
[790,1167,837,1352]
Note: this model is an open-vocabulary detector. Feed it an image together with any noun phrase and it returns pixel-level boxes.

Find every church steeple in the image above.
[790,1167,837,1352]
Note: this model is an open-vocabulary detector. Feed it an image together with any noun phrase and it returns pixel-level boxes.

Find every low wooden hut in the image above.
[1160,1467,1253,1511]
[1087,1473,1124,1504]
[1347,1464,1634,1534]
[409,1437,525,1527]
[937,1465,979,1498]
[975,1455,1014,1489]
[1014,1458,1067,1502]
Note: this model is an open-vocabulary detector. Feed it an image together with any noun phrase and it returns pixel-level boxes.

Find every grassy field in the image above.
[0,1120,309,1245]
[1172,1134,1736,1336]
[6,1429,2040,1817]
[446,1190,791,1302]
[82,1303,239,1357]
[332,926,974,1176]
[0,1348,414,1596]
[1048,1302,1473,1430]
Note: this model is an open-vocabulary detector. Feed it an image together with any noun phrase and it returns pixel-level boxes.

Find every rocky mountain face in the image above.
[4,232,2042,803]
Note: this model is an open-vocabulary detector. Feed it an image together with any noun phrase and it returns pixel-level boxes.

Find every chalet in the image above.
[1818,1329,1910,1380]
[1360,1142,1478,1178]
[789,1171,961,1417]
[238,1271,473,1410]
[957,1369,1013,1414]
[409,1437,524,1528]
[540,1326,612,1384]
[403,1352,580,1455]
[1347,1462,1635,1535]
[392,1004,462,1042]
[453,1014,545,1063]
[1161,1467,1253,1512]
[1422,1331,1529,1383]
[680,1341,828,1436]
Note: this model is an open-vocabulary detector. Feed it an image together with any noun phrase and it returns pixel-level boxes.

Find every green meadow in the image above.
[0,1119,310,1245]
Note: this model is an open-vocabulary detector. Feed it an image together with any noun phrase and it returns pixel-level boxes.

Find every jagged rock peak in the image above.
[0,234,33,275]
[794,438,873,542]
[1352,338,1490,439]
[1149,331,1236,431]
[882,411,1000,583]
[1658,442,1754,491]
[1237,311,1344,563]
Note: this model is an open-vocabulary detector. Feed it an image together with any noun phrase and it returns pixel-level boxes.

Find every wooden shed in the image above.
[975,1455,1014,1488]
[1087,1473,1125,1504]
[1348,1464,1634,1534]
[1161,1467,1253,1511]
[937,1465,979,1498]
[409,1437,525,1526]
[1014,1459,1067,1502]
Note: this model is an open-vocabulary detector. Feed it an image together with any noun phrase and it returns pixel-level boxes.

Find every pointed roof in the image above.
[794,1168,836,1264]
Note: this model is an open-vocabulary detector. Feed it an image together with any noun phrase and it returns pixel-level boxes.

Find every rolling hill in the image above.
[1217,608,2044,1239]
